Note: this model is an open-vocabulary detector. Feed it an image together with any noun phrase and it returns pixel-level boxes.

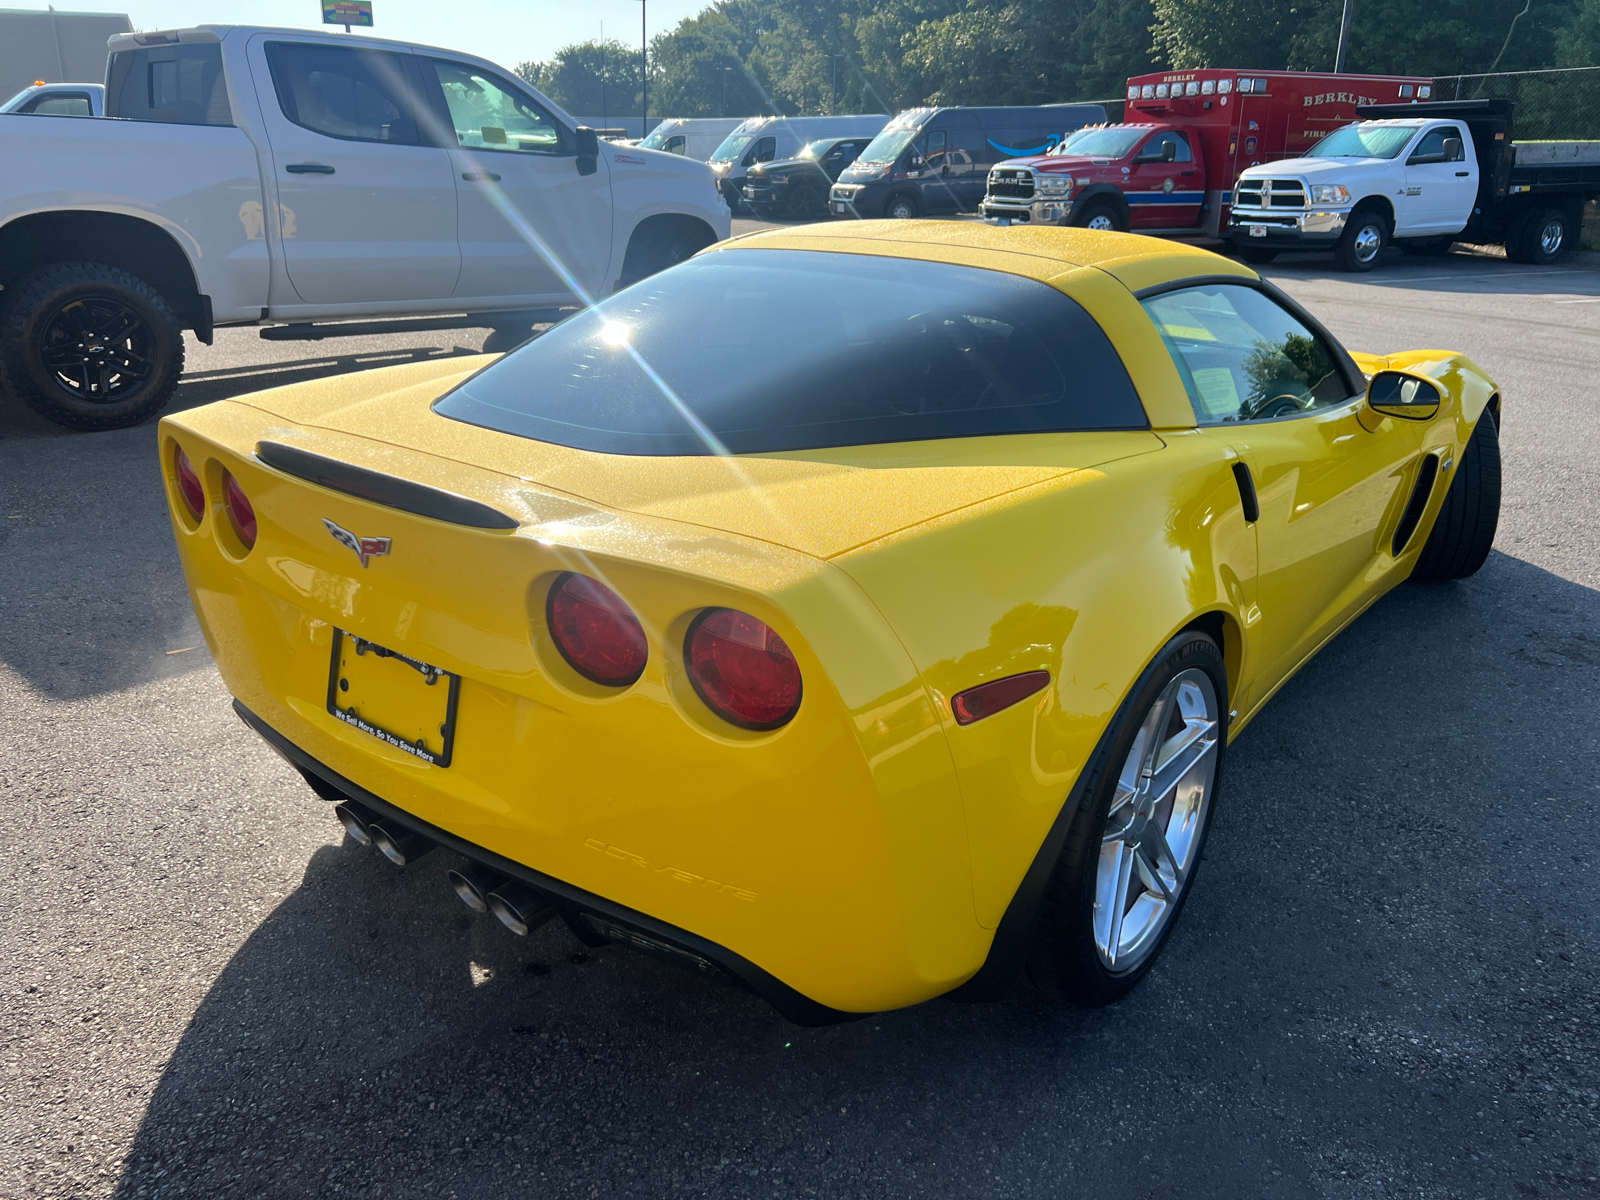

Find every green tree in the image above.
[516,39,642,120]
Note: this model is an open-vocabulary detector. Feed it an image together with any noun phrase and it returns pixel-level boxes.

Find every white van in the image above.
[638,117,746,161]
[709,114,889,210]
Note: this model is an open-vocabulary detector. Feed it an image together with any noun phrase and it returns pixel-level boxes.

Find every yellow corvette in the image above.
[160,223,1500,1022]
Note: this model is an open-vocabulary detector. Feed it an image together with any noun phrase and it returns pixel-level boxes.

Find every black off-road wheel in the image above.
[1410,412,1501,582]
[788,184,827,221]
[1028,630,1228,1007]
[0,261,184,432]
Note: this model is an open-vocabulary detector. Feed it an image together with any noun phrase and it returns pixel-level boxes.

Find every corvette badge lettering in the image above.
[323,518,391,567]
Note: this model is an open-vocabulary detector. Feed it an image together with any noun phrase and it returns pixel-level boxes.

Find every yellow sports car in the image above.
[161,223,1500,1022]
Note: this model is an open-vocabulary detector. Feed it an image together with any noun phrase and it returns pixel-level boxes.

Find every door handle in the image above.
[1232,462,1259,523]
[1181,170,1197,176]
[1455,170,1470,176]
[285,163,335,174]
[462,171,502,182]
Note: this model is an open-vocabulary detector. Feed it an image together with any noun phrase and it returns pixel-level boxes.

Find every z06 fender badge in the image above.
[323,518,391,567]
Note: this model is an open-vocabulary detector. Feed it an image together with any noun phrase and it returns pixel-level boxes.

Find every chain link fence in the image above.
[1431,65,1600,142]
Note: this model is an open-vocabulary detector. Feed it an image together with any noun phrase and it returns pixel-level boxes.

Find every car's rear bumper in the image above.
[239,700,853,1025]
[1227,207,1348,247]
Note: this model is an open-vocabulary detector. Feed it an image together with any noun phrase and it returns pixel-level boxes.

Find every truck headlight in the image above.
[1035,175,1072,195]
[1309,184,1351,205]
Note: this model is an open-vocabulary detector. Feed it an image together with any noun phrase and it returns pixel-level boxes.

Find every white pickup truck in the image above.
[1229,98,1600,271]
[0,25,730,431]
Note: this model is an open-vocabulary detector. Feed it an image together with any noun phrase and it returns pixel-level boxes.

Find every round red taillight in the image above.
[174,446,204,522]
[686,609,801,731]
[546,572,647,686]
[223,470,257,550]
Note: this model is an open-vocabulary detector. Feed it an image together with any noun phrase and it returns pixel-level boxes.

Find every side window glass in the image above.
[1170,132,1193,162]
[25,94,92,116]
[266,43,419,144]
[430,60,563,154]
[924,129,948,167]
[1412,126,1462,161]
[106,45,231,125]
[753,136,777,163]
[665,134,685,154]
[1141,284,1350,424]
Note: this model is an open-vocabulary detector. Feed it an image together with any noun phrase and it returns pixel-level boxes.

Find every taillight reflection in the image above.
[686,609,801,731]
[223,471,257,550]
[174,446,204,521]
[546,572,648,686]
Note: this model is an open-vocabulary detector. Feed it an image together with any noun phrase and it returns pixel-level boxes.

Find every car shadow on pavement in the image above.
[107,549,1600,1199]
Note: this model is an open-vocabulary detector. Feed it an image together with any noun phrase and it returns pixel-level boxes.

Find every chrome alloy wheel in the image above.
[1352,221,1384,263]
[1085,213,1115,231]
[1540,217,1564,256]
[1094,668,1220,972]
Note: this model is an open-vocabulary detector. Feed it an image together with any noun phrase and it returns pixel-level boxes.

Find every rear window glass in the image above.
[434,250,1147,455]
[107,45,231,126]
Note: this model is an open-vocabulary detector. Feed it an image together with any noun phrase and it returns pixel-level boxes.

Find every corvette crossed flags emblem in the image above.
[323,518,391,567]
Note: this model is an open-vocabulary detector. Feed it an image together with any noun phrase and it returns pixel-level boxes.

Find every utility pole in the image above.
[824,54,838,114]
[722,66,732,117]
[1334,0,1355,73]
[638,0,647,139]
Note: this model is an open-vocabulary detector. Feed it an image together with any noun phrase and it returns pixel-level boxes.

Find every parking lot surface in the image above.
[2,229,1598,1199]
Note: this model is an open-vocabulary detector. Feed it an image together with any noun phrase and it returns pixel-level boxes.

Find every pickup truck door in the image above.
[1127,131,1202,230]
[422,57,613,304]
[1401,125,1478,234]
[249,38,460,306]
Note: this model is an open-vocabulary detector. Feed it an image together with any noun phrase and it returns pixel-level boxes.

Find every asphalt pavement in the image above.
[2,226,1598,1200]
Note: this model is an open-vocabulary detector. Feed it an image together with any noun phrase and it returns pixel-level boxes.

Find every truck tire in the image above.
[1507,208,1570,266]
[1071,202,1123,232]
[1410,413,1501,583]
[886,192,920,220]
[0,261,184,432]
[788,184,826,221]
[1335,209,1389,272]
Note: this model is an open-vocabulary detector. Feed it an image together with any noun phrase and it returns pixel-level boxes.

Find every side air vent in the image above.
[1232,462,1259,523]
[1391,452,1441,556]
[256,441,519,530]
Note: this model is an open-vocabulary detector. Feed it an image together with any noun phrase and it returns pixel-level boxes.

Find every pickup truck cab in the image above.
[1231,118,1479,269]
[1229,99,1600,270]
[0,82,105,116]
[982,123,1206,232]
[0,25,729,431]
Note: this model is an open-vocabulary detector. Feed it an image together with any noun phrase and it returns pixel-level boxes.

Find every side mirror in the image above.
[1162,140,1177,162]
[1366,371,1442,421]
[1442,137,1462,162]
[574,126,599,176]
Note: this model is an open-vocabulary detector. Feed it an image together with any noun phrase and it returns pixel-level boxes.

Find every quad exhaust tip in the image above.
[447,863,508,914]
[367,818,436,867]
[486,881,556,937]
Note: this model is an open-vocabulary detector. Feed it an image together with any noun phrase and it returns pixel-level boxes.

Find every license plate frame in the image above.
[1249,224,1268,238]
[326,628,460,768]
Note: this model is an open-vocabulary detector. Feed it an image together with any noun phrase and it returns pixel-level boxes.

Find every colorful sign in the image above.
[322,1,373,27]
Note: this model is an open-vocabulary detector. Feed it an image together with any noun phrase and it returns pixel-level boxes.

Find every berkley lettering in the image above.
[1305,93,1378,106]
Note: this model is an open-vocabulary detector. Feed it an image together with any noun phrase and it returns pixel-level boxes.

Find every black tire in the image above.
[788,184,826,221]
[1071,201,1123,232]
[1236,245,1279,265]
[1507,207,1570,266]
[1410,412,1501,582]
[1028,630,1228,1007]
[617,221,716,289]
[1400,238,1454,257]
[1335,209,1389,272]
[0,261,184,432]
[885,192,920,220]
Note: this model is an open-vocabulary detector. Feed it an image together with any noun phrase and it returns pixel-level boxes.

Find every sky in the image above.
[25,0,711,68]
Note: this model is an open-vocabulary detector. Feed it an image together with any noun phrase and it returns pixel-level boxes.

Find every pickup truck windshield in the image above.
[857,127,919,165]
[434,249,1146,455]
[710,133,754,163]
[1307,123,1421,159]
[1057,127,1145,159]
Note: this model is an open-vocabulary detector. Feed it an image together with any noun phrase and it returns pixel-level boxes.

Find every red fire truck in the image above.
[980,68,1433,239]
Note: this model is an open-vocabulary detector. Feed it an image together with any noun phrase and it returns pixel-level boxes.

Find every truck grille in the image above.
[988,167,1035,200]
[1236,179,1306,209]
